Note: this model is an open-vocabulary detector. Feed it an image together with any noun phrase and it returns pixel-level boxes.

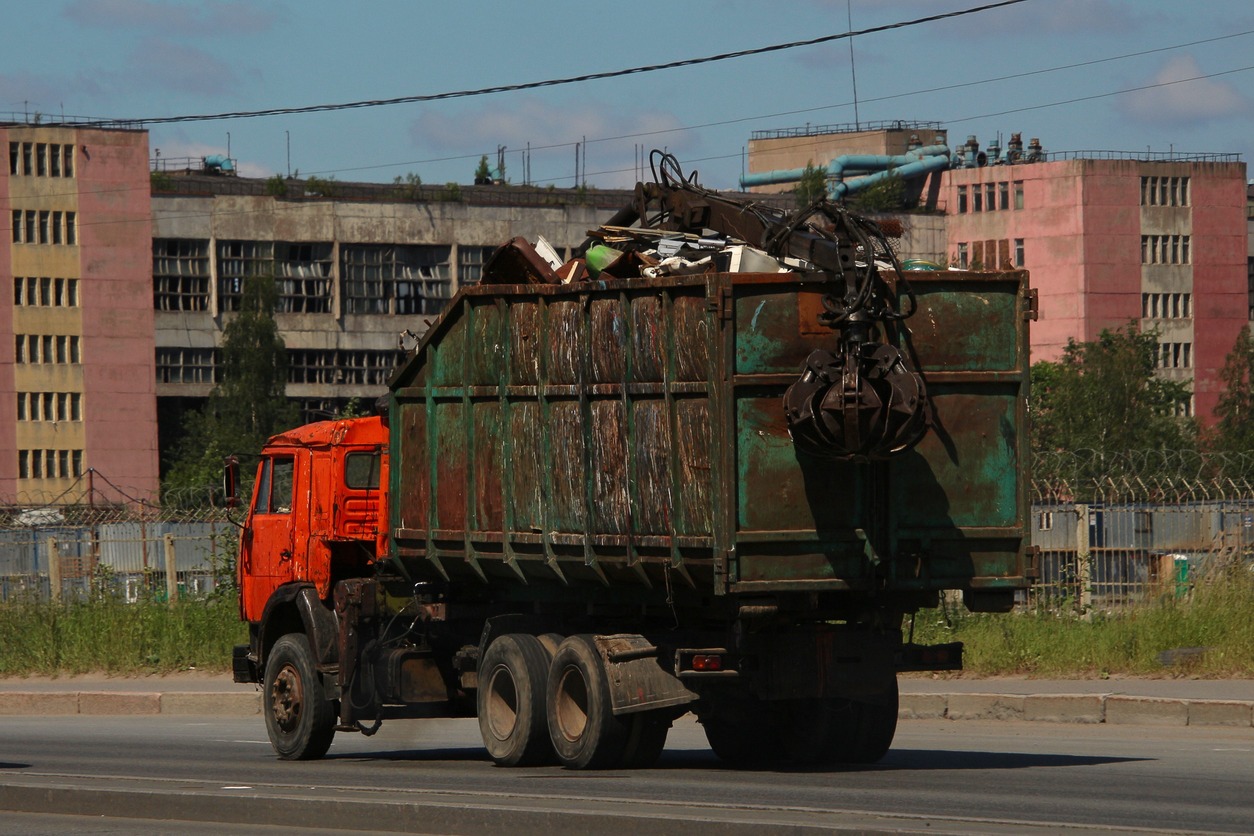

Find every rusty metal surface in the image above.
[387,155,1030,605]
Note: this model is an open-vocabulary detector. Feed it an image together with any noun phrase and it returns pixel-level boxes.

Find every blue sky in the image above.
[2,0,1252,190]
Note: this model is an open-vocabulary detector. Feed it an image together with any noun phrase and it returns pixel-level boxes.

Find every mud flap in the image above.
[594,635,698,716]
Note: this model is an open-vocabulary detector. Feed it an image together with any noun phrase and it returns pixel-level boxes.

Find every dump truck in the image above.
[229,154,1035,769]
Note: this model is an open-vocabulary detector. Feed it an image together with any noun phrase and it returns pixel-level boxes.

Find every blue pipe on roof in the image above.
[828,151,951,199]
[738,144,951,196]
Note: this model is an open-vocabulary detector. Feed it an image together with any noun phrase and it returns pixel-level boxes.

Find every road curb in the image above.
[900,692,1254,728]
[0,691,1250,728]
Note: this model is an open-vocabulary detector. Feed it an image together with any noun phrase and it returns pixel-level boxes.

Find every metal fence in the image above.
[0,519,234,603]
[1029,500,1253,609]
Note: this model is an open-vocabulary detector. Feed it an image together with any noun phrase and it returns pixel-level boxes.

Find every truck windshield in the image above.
[345,452,381,489]
[256,457,294,514]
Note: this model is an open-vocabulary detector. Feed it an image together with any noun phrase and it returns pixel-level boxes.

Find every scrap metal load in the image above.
[480,151,929,461]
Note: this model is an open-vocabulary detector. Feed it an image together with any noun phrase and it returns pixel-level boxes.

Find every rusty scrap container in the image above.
[388,269,1032,604]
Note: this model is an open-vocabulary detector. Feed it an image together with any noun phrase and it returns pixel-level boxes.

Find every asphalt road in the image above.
[1,714,1251,834]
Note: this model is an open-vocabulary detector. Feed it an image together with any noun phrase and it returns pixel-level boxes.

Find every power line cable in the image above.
[117,1,1028,125]
[5,26,1247,199]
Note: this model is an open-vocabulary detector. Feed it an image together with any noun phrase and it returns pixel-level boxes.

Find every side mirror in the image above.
[223,455,240,509]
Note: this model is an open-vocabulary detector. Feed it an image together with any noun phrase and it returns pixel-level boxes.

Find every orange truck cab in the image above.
[235,416,388,672]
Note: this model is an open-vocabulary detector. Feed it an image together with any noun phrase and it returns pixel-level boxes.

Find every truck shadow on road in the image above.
[321,747,1149,773]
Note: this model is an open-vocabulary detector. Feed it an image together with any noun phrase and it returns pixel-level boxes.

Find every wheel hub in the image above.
[270,664,303,732]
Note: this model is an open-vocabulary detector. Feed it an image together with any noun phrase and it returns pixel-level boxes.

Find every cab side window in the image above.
[256,457,295,514]
[344,452,381,489]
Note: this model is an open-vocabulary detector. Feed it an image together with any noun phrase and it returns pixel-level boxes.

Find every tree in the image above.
[474,155,492,184]
[162,275,301,504]
[794,161,828,208]
[849,172,905,212]
[1210,324,1254,455]
[1030,323,1194,457]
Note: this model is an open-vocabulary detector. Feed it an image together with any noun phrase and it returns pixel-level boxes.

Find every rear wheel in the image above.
[701,696,779,768]
[263,633,336,760]
[478,633,555,766]
[546,635,627,769]
[619,712,671,769]
[837,679,899,764]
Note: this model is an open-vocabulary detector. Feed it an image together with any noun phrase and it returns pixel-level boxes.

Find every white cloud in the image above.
[1119,55,1253,125]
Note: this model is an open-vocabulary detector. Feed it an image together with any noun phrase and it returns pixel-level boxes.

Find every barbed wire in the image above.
[1032,450,1254,504]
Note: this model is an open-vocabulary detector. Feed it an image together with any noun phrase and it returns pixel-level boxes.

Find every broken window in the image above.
[341,244,452,315]
[287,349,406,386]
[217,240,274,313]
[274,241,333,314]
[156,347,217,384]
[457,245,496,286]
[153,239,211,311]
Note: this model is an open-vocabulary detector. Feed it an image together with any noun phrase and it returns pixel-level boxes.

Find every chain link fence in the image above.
[5,450,1254,607]
[0,502,235,603]
[1029,451,1254,610]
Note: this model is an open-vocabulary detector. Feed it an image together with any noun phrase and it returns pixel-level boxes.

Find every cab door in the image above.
[239,454,302,620]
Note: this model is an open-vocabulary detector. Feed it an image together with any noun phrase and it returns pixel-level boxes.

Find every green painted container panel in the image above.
[390,269,1031,598]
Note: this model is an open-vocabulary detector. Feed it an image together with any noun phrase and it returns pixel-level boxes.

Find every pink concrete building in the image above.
[945,153,1248,422]
[2,123,158,506]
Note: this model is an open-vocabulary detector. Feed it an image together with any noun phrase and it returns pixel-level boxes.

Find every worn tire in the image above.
[701,707,779,768]
[546,635,627,770]
[478,633,555,767]
[842,679,899,764]
[619,712,671,769]
[777,698,843,766]
[263,633,336,760]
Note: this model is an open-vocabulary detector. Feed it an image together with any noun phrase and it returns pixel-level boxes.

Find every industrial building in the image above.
[150,175,632,461]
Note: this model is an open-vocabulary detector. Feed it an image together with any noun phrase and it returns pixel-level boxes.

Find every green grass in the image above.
[2,572,1253,679]
[0,593,245,676]
[912,570,1254,677]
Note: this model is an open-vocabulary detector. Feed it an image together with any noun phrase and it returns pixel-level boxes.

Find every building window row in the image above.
[955,180,1024,214]
[16,391,83,422]
[154,238,463,316]
[1157,341,1192,369]
[11,209,77,245]
[1140,176,1189,207]
[14,276,79,307]
[15,334,81,364]
[156,348,217,384]
[1141,234,1190,265]
[954,238,1025,269]
[18,448,84,480]
[9,141,74,178]
[1141,292,1191,320]
[288,349,407,386]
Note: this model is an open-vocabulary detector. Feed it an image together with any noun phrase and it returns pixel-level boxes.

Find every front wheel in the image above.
[263,633,336,760]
